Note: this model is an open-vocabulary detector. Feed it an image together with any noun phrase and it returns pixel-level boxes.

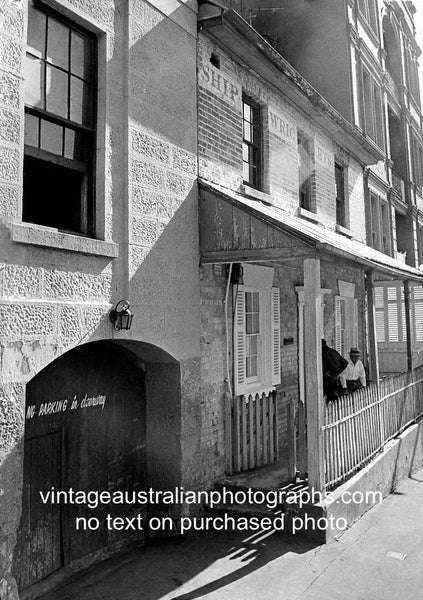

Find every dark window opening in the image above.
[23,1,96,235]
[298,131,313,211]
[335,163,346,227]
[411,133,423,191]
[395,211,408,258]
[210,52,220,68]
[388,110,407,183]
[23,155,92,234]
[242,96,262,189]
[382,16,402,91]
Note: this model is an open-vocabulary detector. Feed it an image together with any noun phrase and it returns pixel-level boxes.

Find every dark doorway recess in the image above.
[16,342,146,590]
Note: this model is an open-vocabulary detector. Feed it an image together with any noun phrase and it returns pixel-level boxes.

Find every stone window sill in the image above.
[335,224,354,238]
[11,223,119,258]
[297,207,321,224]
[240,184,273,205]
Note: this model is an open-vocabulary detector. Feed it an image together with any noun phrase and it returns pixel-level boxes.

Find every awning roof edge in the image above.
[199,179,423,283]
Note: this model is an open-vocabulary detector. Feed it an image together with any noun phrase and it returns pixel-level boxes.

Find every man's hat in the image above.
[349,347,361,355]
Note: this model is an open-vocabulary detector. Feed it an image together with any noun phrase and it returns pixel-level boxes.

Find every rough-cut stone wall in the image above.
[0,0,200,596]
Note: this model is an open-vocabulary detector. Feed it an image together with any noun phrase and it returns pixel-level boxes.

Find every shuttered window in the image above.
[335,296,358,357]
[375,286,385,342]
[374,284,414,345]
[414,285,423,342]
[234,286,281,396]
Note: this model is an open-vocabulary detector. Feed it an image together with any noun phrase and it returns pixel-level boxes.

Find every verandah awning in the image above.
[199,179,423,283]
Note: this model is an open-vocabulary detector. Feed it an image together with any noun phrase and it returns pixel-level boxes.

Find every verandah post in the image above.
[304,258,325,492]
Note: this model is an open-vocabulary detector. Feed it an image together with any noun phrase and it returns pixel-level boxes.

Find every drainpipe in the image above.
[224,263,233,398]
[403,279,414,373]
[366,270,380,385]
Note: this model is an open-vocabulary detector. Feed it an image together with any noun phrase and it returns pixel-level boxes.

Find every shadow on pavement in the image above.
[39,529,319,600]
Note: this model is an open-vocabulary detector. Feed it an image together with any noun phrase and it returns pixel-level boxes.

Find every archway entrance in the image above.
[16,342,147,590]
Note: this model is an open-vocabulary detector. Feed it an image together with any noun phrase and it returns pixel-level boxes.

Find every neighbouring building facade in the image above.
[196,0,423,495]
[231,0,423,373]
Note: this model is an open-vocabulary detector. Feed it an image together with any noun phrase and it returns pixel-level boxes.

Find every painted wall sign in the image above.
[316,145,333,167]
[199,62,240,107]
[269,111,296,143]
[26,393,106,419]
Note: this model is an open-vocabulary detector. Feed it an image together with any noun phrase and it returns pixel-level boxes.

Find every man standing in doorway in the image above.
[322,339,349,401]
[339,347,366,395]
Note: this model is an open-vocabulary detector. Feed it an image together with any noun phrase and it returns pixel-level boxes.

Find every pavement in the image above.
[40,471,423,600]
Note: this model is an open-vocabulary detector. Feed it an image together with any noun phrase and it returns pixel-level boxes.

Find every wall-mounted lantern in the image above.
[109,300,133,331]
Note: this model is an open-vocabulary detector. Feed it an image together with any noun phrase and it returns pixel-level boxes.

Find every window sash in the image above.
[298,131,313,211]
[233,285,281,396]
[335,163,346,226]
[242,97,261,189]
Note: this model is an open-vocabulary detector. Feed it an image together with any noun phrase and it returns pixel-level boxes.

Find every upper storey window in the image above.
[335,163,346,228]
[298,131,314,212]
[23,1,96,235]
[361,67,384,149]
[242,96,262,189]
[358,0,378,35]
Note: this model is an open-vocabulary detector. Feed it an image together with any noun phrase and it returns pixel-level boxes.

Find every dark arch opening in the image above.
[14,339,182,593]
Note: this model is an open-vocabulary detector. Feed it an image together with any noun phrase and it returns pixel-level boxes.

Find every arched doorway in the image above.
[16,341,147,590]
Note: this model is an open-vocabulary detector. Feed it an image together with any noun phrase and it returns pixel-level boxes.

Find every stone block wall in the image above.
[0,0,201,596]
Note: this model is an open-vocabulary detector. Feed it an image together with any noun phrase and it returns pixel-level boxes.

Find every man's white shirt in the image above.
[339,359,366,388]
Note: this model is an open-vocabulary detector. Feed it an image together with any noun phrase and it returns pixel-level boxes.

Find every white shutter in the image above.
[352,298,358,347]
[387,287,399,342]
[271,287,281,385]
[335,296,342,353]
[414,285,423,341]
[234,286,246,396]
[374,287,385,343]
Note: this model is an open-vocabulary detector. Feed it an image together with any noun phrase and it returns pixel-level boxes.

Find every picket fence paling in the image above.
[230,390,279,474]
[323,365,423,487]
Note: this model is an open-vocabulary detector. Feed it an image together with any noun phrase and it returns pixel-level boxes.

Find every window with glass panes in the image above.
[245,291,260,379]
[335,163,346,227]
[358,0,378,34]
[242,96,261,189]
[298,131,313,211]
[361,67,384,149]
[23,1,96,235]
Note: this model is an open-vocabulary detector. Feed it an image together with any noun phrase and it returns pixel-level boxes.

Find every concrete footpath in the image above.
[40,472,423,600]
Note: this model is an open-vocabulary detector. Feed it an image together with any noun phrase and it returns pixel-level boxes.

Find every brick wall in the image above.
[198,35,366,230]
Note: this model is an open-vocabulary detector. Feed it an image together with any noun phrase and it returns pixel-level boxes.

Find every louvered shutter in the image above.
[271,287,281,385]
[387,286,399,342]
[414,285,423,341]
[234,286,246,395]
[352,298,358,347]
[374,287,385,343]
[335,296,342,353]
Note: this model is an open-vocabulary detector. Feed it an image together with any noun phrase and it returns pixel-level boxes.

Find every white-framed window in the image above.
[357,0,378,35]
[369,191,391,254]
[374,283,423,345]
[361,67,384,149]
[234,285,280,396]
[335,296,358,357]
